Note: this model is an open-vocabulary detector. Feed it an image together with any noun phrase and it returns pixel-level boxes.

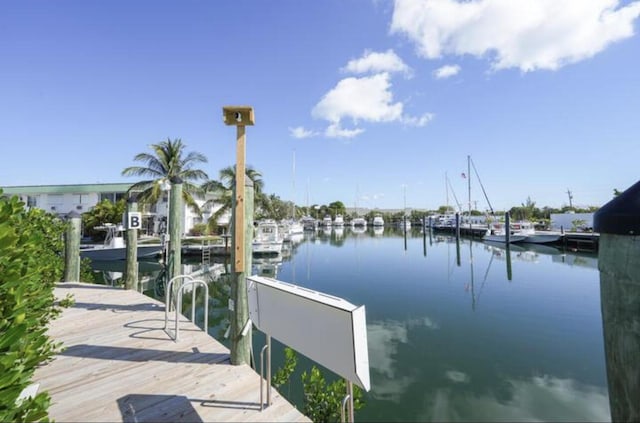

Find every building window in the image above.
[27,196,37,207]
[48,194,63,205]
[100,192,125,203]
[73,194,86,204]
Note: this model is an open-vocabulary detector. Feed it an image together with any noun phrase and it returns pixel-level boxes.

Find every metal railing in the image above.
[164,274,209,342]
[259,335,272,411]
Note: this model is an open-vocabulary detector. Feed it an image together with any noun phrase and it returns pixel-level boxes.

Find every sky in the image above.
[2,0,640,212]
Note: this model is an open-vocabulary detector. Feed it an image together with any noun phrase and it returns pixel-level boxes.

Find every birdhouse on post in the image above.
[223,106,255,126]
[223,106,254,273]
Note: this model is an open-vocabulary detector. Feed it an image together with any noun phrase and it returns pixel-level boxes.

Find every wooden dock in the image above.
[33,282,309,423]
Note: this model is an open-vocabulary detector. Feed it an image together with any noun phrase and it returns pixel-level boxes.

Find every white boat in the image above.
[523,230,563,244]
[301,216,318,231]
[398,218,411,230]
[372,214,384,227]
[333,214,345,227]
[252,220,283,256]
[351,217,367,228]
[281,219,304,243]
[322,215,333,227]
[80,224,162,261]
[483,221,533,243]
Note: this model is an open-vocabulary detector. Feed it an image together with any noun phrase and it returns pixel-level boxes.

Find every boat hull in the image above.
[522,233,562,244]
[252,242,283,256]
[483,234,527,243]
[80,245,163,261]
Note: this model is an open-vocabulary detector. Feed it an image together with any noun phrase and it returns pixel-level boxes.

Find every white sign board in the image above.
[127,212,142,230]
[247,275,370,391]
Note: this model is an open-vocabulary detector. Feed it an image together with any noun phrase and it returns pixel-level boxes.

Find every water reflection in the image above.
[87,230,612,422]
[422,376,609,422]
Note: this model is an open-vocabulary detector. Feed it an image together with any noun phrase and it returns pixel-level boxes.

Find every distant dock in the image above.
[431,226,599,252]
[34,283,309,423]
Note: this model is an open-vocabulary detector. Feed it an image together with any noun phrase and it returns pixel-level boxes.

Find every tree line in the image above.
[83,138,606,236]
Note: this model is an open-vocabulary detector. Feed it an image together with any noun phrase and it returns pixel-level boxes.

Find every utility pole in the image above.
[566,189,574,209]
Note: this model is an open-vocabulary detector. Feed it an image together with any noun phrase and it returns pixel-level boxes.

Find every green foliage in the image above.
[272,347,297,397]
[257,194,292,221]
[122,138,209,214]
[188,223,211,236]
[272,348,365,423]
[82,199,126,240]
[202,165,264,227]
[80,258,96,283]
[571,219,588,232]
[0,191,70,421]
[302,366,364,423]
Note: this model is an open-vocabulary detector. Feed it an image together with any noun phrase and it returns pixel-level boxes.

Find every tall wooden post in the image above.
[223,105,255,365]
[169,176,183,283]
[235,125,246,273]
[594,180,640,422]
[64,211,81,282]
[124,195,138,291]
[230,180,254,365]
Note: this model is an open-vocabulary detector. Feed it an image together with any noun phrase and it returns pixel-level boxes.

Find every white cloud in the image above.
[343,49,413,77]
[401,112,434,126]
[433,64,461,79]
[391,0,640,72]
[313,73,403,124]
[325,123,365,138]
[311,72,433,137]
[288,126,318,139]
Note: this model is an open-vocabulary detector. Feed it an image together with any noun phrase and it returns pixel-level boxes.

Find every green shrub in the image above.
[302,366,364,423]
[188,223,210,236]
[0,192,70,421]
[272,347,365,423]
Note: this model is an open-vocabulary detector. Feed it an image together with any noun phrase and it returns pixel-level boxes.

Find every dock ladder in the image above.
[164,275,209,342]
[202,239,211,265]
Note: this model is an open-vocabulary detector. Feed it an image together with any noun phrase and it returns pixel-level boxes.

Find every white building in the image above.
[1,183,230,235]
[550,212,594,232]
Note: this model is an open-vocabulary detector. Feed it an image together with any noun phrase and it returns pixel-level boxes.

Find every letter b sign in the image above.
[127,212,142,230]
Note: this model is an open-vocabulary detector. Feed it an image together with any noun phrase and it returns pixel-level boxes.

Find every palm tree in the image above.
[201,165,264,232]
[121,138,209,213]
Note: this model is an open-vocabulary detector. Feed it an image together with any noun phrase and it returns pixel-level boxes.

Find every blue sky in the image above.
[2,0,639,211]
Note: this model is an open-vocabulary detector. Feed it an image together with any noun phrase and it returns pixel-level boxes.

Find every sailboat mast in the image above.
[467,155,472,229]
[445,172,449,213]
[291,150,296,219]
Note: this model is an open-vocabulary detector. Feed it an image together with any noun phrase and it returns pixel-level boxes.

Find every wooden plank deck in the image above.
[33,282,309,423]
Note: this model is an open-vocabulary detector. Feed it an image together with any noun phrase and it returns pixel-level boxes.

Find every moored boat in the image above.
[252,219,283,256]
[80,224,162,261]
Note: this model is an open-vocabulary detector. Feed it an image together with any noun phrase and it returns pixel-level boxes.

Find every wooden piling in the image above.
[169,177,183,283]
[505,211,511,244]
[64,211,81,282]
[231,179,254,365]
[594,180,640,422]
[124,196,138,291]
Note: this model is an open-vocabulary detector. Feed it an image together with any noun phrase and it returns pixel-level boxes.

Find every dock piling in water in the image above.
[594,180,640,422]
[231,179,254,366]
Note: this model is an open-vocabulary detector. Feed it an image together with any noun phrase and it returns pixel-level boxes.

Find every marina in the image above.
[33,283,309,422]
[79,225,611,422]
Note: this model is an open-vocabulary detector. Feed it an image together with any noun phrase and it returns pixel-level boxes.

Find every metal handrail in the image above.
[259,335,272,411]
[174,279,209,342]
[164,275,194,330]
[341,393,351,423]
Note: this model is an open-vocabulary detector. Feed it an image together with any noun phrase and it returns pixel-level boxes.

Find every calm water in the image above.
[92,227,610,422]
